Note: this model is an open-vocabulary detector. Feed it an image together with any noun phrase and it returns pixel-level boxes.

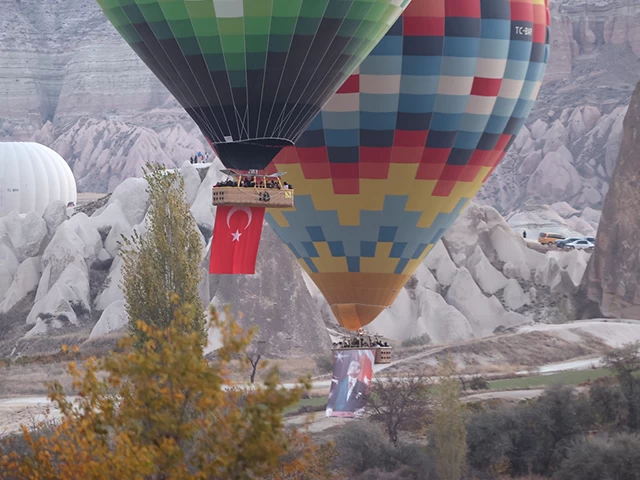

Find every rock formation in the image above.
[0,165,592,359]
[367,203,591,342]
[583,81,640,319]
[476,0,640,214]
[0,0,638,208]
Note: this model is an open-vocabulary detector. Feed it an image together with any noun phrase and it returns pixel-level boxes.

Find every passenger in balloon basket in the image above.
[326,350,375,419]
[213,177,293,190]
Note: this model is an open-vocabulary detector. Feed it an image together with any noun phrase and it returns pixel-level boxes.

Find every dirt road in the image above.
[0,397,61,437]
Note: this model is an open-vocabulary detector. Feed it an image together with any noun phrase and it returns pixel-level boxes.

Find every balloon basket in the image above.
[331,330,393,365]
[212,187,294,209]
[330,346,393,365]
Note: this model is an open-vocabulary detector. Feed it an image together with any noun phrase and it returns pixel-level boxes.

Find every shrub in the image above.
[554,434,640,480]
[315,354,334,374]
[401,334,431,348]
[334,421,393,473]
[467,385,595,477]
[334,422,433,480]
[469,376,490,391]
[589,381,627,428]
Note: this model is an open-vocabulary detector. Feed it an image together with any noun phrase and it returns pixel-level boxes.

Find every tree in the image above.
[589,379,627,428]
[0,303,317,479]
[604,341,640,377]
[466,385,594,477]
[245,340,266,384]
[554,433,640,480]
[469,376,489,391]
[432,357,467,480]
[603,341,640,430]
[367,370,433,445]
[333,421,434,479]
[120,164,205,345]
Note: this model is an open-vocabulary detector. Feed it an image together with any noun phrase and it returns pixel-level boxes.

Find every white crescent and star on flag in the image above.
[226,207,253,242]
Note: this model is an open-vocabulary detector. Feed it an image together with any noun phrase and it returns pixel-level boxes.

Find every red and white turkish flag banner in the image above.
[209,206,265,274]
[357,349,375,393]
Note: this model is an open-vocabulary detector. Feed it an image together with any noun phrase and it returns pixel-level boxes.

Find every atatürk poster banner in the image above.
[326,349,375,418]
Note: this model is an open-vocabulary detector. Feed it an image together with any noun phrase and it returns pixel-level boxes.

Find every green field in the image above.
[488,368,612,390]
[287,369,615,414]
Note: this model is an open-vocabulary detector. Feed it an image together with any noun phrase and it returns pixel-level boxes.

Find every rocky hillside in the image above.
[1,0,639,205]
[0,165,591,360]
[583,81,640,319]
[367,203,591,343]
[0,0,203,192]
[477,0,640,214]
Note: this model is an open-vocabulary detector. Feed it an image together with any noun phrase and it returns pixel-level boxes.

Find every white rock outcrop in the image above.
[89,300,128,339]
[43,201,69,235]
[0,257,42,314]
[446,268,527,337]
[108,178,150,227]
[368,203,592,343]
[26,284,79,327]
[104,221,133,258]
[0,239,20,278]
[179,162,203,205]
[95,260,125,311]
[503,279,529,311]
[24,318,63,338]
[0,172,594,352]
[527,149,582,203]
[191,160,225,231]
[27,258,90,325]
[467,246,508,295]
[1,211,47,262]
[0,265,13,302]
[423,241,458,286]
[372,281,474,345]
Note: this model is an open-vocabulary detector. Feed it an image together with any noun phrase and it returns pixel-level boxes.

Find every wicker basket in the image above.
[330,347,393,365]
[212,187,294,209]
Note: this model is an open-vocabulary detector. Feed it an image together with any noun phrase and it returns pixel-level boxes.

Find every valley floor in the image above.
[2,319,639,437]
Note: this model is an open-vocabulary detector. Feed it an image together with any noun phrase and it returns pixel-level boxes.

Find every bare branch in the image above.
[366,369,434,445]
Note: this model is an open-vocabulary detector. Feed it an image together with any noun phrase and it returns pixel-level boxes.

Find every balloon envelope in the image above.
[0,142,77,217]
[96,0,410,170]
[266,0,551,330]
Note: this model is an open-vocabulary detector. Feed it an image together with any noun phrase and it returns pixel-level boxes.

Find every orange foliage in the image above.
[0,303,320,479]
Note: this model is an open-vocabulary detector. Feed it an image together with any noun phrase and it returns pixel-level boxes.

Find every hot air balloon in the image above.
[0,142,77,217]
[266,0,551,330]
[96,0,411,171]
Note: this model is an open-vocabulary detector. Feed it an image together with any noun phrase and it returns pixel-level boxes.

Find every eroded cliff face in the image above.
[582,80,640,319]
[477,0,640,214]
[0,0,204,192]
[546,0,640,83]
[0,0,170,126]
[1,0,639,202]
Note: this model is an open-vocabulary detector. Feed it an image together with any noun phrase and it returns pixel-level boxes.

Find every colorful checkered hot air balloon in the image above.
[95,0,411,170]
[266,0,551,330]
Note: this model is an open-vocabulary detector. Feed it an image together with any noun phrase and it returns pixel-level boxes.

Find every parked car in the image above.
[563,239,595,250]
[555,237,582,248]
[538,232,566,245]
[585,237,595,243]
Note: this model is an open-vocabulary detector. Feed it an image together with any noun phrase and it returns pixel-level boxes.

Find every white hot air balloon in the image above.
[0,142,77,217]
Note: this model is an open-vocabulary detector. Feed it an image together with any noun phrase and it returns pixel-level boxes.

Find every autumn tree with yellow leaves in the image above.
[0,306,319,479]
[0,164,324,479]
